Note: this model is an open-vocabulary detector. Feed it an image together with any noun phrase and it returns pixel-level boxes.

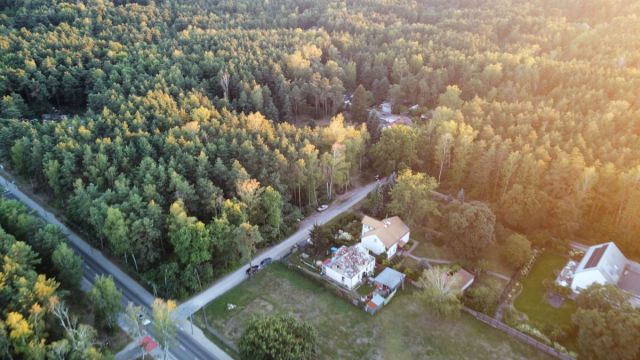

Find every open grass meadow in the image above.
[199,262,551,360]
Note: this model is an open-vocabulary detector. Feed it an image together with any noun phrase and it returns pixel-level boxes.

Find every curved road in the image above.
[175,179,381,319]
[1,173,380,359]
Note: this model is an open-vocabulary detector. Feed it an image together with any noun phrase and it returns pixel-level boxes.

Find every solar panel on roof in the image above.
[585,244,609,269]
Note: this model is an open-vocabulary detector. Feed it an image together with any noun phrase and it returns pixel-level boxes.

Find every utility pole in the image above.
[194,268,210,328]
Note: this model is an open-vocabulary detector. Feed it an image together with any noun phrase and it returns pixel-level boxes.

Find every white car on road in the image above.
[138,313,151,326]
[317,204,329,212]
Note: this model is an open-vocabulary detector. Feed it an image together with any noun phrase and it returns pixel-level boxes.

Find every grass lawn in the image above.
[356,282,375,296]
[477,273,509,294]
[412,241,455,260]
[412,241,514,277]
[200,262,551,360]
[514,252,577,348]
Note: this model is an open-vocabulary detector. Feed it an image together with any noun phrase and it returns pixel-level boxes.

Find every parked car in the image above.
[138,313,151,326]
[260,257,273,267]
[317,204,329,212]
[246,265,260,276]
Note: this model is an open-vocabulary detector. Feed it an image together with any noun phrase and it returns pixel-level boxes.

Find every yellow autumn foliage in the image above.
[6,312,32,339]
[33,274,58,299]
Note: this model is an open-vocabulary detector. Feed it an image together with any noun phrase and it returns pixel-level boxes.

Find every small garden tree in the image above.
[388,169,440,232]
[123,303,147,359]
[463,285,499,314]
[501,233,532,270]
[88,275,122,330]
[363,184,385,217]
[152,298,178,360]
[445,201,496,261]
[417,267,462,317]
[309,224,332,256]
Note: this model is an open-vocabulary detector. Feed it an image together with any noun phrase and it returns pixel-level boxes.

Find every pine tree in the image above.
[350,84,370,123]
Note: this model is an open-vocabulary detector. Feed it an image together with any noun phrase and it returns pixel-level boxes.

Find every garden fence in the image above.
[463,307,574,360]
[282,255,362,306]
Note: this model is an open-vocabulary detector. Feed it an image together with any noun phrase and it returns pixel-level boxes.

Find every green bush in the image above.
[403,267,418,281]
[494,223,513,244]
[463,285,499,315]
[239,314,317,360]
[501,234,532,270]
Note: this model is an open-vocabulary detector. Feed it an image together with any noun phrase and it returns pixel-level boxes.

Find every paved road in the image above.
[0,175,227,360]
[1,172,379,359]
[175,180,381,320]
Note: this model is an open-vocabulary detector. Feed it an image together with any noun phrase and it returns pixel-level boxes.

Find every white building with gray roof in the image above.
[564,242,640,307]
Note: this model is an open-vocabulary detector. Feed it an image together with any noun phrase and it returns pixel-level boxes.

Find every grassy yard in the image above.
[356,282,375,296]
[200,262,551,360]
[412,241,455,260]
[481,245,516,276]
[476,273,509,294]
[412,241,514,277]
[514,252,577,348]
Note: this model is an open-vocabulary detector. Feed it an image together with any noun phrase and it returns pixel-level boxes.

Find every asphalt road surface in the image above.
[175,179,382,320]
[0,175,227,360]
[1,172,380,360]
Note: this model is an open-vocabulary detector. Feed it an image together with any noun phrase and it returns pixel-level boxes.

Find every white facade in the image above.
[570,242,628,293]
[322,244,375,290]
[324,260,374,289]
[361,234,387,256]
[559,243,640,307]
[571,269,609,292]
[361,231,409,258]
[360,216,410,259]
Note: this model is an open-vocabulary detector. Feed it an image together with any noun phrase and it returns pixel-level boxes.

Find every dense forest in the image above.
[1,0,640,302]
[0,198,114,359]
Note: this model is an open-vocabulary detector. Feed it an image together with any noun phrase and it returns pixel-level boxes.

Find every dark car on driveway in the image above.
[2,190,17,200]
[260,257,273,267]
[246,265,259,276]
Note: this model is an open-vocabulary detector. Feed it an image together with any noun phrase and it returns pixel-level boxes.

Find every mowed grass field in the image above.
[199,262,551,360]
[514,252,577,350]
